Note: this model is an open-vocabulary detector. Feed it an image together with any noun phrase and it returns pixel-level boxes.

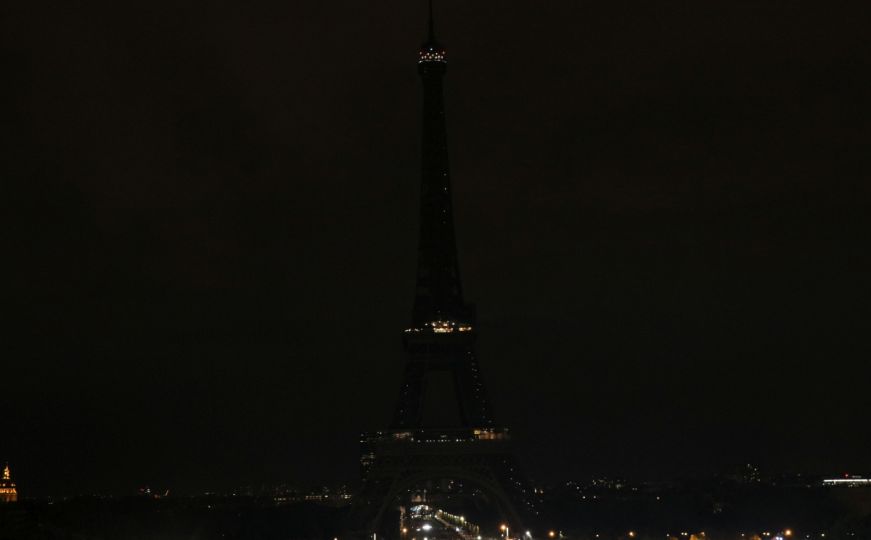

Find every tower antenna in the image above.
[428,0,435,42]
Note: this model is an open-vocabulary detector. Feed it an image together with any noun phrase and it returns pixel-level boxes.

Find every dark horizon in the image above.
[4,0,870,498]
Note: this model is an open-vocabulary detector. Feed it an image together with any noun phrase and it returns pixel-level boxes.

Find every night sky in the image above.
[4,1,870,497]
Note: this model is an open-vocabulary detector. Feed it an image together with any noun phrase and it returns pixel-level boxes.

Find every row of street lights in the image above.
[501,524,542,540]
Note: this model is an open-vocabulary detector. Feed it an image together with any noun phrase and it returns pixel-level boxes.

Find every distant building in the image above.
[0,463,17,503]
[823,474,871,487]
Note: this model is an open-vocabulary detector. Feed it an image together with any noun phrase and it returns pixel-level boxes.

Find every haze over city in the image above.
[3,1,869,539]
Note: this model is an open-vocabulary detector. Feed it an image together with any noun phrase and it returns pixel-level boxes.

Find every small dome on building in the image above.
[0,463,17,503]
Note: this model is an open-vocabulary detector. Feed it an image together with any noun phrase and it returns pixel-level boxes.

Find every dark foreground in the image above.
[0,497,346,540]
[1,483,870,540]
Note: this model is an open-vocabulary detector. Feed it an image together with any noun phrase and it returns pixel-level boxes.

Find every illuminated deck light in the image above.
[418,49,446,63]
[405,320,473,333]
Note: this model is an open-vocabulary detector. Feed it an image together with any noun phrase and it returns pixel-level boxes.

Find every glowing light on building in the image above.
[823,475,870,487]
[0,463,17,503]
[404,320,473,334]
[419,49,446,63]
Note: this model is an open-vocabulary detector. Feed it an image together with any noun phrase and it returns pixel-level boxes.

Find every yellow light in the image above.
[784,530,792,537]
[629,532,636,538]
[548,532,556,538]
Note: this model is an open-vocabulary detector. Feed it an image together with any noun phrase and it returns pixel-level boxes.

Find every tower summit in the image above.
[418,0,445,64]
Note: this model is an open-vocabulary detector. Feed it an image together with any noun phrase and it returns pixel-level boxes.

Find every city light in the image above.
[7,3,868,540]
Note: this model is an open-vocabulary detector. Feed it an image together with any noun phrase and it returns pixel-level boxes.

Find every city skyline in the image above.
[4,0,870,499]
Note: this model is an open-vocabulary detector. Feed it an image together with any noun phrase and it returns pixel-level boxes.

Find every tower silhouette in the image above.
[348,3,538,536]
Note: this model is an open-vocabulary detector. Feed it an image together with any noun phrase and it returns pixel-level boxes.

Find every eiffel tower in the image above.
[348,3,539,536]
